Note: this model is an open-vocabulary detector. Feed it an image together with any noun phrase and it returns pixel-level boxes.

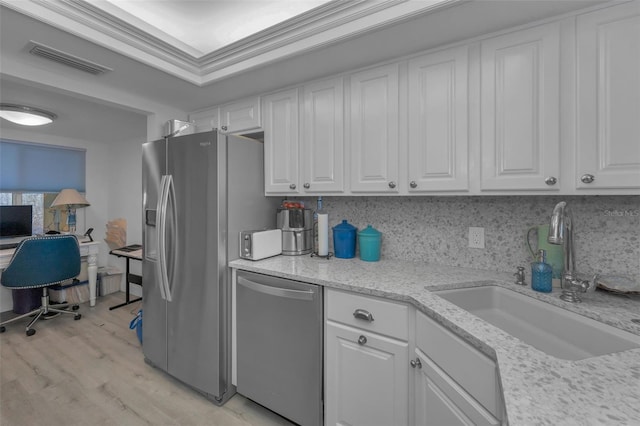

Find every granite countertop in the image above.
[229,256,640,426]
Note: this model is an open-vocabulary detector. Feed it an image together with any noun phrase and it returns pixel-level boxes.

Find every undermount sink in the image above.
[432,286,640,360]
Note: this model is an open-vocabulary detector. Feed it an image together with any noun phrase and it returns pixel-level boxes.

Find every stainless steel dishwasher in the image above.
[236,270,323,426]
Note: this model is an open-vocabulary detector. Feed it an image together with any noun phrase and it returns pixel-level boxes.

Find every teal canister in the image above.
[332,220,357,259]
[358,225,382,262]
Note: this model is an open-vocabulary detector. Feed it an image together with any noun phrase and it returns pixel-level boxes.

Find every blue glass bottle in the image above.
[531,249,553,293]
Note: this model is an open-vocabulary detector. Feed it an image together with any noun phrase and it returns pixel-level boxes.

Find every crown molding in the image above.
[1,0,461,86]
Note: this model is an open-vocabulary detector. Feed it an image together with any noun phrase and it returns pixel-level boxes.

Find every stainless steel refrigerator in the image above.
[142,130,278,404]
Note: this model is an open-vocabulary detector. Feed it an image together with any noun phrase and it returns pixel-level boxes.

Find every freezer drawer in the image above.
[236,271,323,426]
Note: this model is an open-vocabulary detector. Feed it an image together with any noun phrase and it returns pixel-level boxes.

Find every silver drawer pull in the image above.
[358,335,367,345]
[353,309,374,322]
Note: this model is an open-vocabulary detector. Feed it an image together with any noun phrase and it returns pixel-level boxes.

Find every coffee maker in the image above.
[276,208,313,255]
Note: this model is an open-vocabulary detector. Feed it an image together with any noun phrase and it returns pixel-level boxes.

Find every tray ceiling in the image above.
[0,0,459,85]
[92,0,332,56]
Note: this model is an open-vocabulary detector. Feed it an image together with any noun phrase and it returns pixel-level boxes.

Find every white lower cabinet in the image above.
[413,348,500,426]
[413,310,504,426]
[325,321,409,426]
[325,289,409,426]
[325,288,505,426]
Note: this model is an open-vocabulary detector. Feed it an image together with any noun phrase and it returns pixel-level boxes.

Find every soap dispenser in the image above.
[531,249,553,293]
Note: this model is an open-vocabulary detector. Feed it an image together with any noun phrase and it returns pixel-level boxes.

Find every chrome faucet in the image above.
[547,201,595,302]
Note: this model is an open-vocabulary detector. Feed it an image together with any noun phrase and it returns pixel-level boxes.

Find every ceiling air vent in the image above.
[27,41,113,75]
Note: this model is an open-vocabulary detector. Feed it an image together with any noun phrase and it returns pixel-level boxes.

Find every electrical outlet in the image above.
[469,227,485,249]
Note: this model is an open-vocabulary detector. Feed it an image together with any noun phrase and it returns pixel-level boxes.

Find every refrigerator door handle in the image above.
[165,174,177,302]
[237,276,315,301]
[156,174,171,301]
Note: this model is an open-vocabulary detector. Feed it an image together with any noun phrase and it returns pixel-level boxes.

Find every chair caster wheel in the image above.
[74,314,82,320]
[0,326,5,333]
[72,305,79,311]
[26,329,36,336]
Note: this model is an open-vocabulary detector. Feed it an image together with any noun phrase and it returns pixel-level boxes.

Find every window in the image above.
[0,139,87,234]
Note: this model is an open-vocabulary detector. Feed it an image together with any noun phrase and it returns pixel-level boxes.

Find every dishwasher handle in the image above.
[237,276,316,301]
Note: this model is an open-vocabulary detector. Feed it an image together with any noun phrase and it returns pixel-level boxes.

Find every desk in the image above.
[109,244,142,310]
[0,239,101,307]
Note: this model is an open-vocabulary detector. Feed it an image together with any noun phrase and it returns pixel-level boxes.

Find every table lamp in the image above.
[50,189,90,233]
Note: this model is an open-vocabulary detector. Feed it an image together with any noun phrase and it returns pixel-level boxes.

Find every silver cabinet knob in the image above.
[289,183,297,190]
[303,183,310,189]
[581,174,595,184]
[409,181,417,189]
[221,125,228,132]
[388,181,396,189]
[358,335,367,345]
[410,358,422,369]
[545,176,557,186]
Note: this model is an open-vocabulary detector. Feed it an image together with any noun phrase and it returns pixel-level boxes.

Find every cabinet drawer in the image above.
[416,310,500,417]
[327,289,408,340]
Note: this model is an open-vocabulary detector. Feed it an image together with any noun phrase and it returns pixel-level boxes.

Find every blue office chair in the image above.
[0,235,82,336]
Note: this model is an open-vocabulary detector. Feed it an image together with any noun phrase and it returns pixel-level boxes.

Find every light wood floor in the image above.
[0,293,294,426]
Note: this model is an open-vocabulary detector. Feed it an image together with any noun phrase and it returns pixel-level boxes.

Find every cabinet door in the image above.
[262,89,300,194]
[480,22,561,191]
[325,321,408,426]
[220,96,261,134]
[413,349,500,426]
[189,107,219,133]
[302,77,345,193]
[408,46,469,192]
[349,63,400,193]
[576,3,640,190]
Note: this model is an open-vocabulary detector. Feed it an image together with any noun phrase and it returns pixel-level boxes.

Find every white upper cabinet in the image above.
[480,22,561,191]
[576,2,640,191]
[301,77,345,193]
[262,89,299,194]
[407,46,469,193]
[349,63,400,193]
[205,3,639,196]
[219,96,261,134]
[189,107,219,133]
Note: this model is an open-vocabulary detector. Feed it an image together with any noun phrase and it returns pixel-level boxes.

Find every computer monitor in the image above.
[0,205,33,238]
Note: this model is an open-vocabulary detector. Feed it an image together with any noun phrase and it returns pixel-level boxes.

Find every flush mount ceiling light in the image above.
[0,103,57,126]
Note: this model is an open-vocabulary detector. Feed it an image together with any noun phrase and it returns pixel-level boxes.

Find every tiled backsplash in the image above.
[300,195,640,281]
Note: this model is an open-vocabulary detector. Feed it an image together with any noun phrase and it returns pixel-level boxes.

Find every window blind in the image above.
[0,139,86,192]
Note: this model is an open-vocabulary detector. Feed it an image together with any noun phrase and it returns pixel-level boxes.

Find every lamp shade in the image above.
[50,189,90,209]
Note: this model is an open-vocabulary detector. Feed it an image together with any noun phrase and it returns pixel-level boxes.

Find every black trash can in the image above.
[12,288,42,314]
